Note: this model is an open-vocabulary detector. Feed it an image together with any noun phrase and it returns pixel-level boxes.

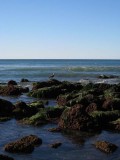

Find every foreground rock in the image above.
[0,154,14,160]
[4,135,42,153]
[59,105,93,131]
[94,141,118,153]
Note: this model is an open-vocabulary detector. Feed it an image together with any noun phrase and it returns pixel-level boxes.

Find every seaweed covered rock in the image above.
[13,101,37,119]
[0,154,14,160]
[59,105,93,131]
[4,135,42,153]
[28,86,63,98]
[0,98,14,117]
[29,101,45,109]
[102,99,120,111]
[20,109,48,126]
[109,118,120,131]
[94,141,118,153]
[46,106,64,119]
[0,85,22,96]
[32,79,62,90]
[90,110,120,129]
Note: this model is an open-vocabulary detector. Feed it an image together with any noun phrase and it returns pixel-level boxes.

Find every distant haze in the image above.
[0,0,120,59]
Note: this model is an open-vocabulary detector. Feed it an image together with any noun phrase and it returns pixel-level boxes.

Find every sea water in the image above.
[0,59,120,83]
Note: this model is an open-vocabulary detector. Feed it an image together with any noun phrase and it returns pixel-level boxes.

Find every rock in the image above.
[0,85,22,96]
[32,79,62,90]
[0,117,11,122]
[109,118,120,131]
[20,135,42,146]
[90,110,120,129]
[29,101,44,109]
[59,105,93,131]
[20,110,48,126]
[49,142,62,148]
[4,135,42,153]
[13,101,37,119]
[21,78,29,82]
[98,75,119,79]
[102,99,120,111]
[94,141,118,153]
[19,87,29,93]
[0,98,14,117]
[8,80,17,85]
[0,154,14,160]
[86,103,98,114]
[46,107,64,119]
[48,127,61,132]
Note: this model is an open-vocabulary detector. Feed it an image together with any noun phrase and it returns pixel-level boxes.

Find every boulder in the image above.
[4,135,42,153]
[94,141,118,153]
[102,99,120,111]
[13,101,37,119]
[59,105,93,131]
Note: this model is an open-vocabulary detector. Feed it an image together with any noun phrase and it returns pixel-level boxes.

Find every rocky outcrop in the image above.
[94,141,118,153]
[59,105,93,131]
[4,135,42,153]
[13,101,37,119]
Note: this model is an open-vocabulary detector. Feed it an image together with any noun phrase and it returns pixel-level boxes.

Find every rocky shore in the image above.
[0,78,120,159]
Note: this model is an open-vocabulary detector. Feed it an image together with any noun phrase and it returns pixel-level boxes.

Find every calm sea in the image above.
[0,59,120,83]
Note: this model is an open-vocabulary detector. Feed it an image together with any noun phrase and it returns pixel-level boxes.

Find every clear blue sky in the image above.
[0,0,120,59]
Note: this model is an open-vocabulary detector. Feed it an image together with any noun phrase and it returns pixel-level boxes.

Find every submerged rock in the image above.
[94,141,118,153]
[21,78,29,82]
[49,142,62,148]
[4,135,42,153]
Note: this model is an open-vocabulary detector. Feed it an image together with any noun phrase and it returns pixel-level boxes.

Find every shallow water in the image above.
[0,120,120,160]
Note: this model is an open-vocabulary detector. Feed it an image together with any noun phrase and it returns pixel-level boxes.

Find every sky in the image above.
[0,0,120,59]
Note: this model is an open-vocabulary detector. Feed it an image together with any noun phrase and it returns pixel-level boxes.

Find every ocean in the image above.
[0,59,120,160]
[0,59,120,83]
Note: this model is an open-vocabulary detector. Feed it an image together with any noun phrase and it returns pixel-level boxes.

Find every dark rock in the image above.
[20,110,48,126]
[0,98,14,117]
[13,101,37,119]
[94,141,118,153]
[21,78,29,82]
[4,135,42,153]
[50,142,62,148]
[46,107,64,119]
[86,103,98,114]
[19,87,29,93]
[59,106,93,131]
[0,85,22,96]
[0,154,14,160]
[32,79,62,90]
[109,118,120,131]
[102,99,120,111]
[8,80,17,85]
[98,74,119,79]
